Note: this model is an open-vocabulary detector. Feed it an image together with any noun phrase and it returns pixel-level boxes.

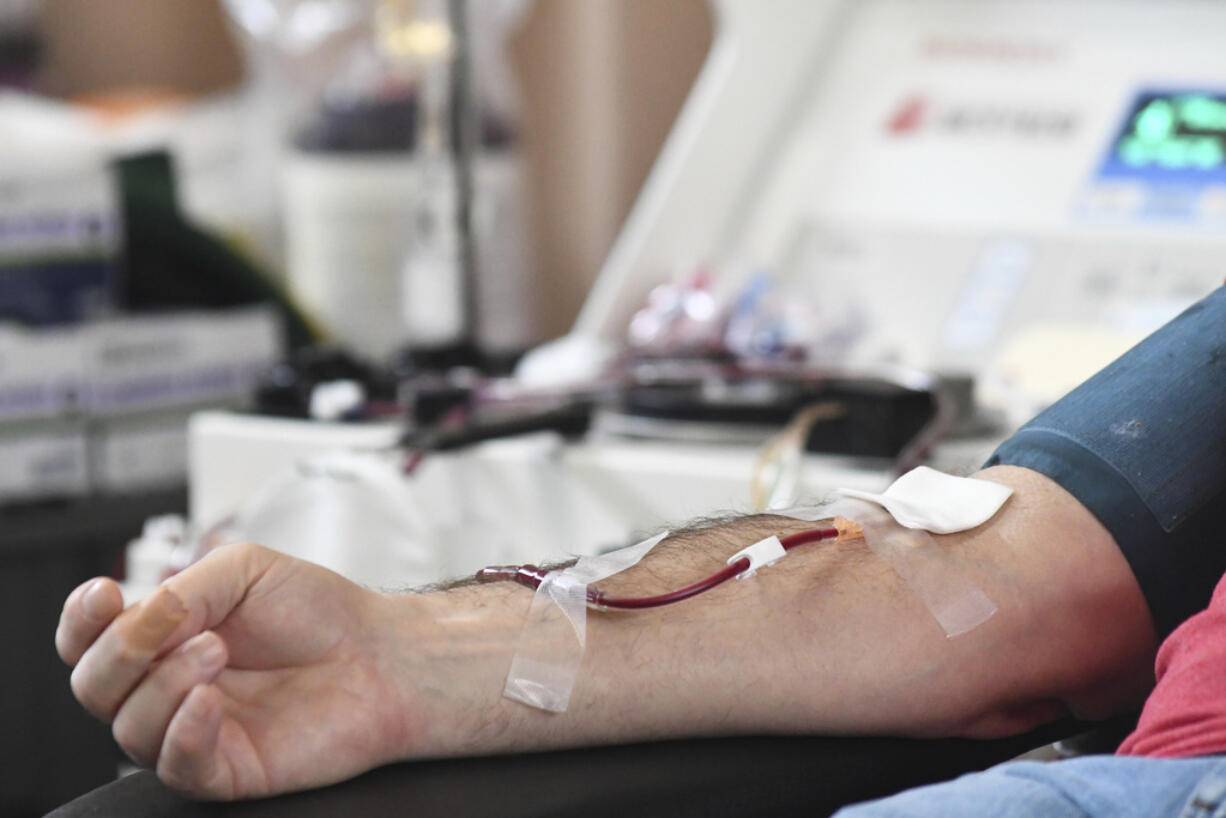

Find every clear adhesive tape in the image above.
[777,499,997,638]
[503,531,669,713]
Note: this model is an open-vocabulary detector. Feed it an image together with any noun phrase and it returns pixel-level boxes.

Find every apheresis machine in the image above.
[183,0,1226,592]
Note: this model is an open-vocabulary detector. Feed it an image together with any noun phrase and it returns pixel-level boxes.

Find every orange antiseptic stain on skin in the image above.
[113,586,189,653]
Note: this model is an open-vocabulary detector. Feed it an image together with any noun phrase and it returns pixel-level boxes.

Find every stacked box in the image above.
[0,325,89,502]
[0,306,284,503]
[84,306,284,494]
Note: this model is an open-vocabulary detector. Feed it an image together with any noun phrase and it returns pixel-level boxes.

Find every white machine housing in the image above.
[584,0,1226,373]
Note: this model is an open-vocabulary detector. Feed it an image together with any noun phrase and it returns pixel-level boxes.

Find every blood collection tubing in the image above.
[495,500,993,712]
[476,524,843,610]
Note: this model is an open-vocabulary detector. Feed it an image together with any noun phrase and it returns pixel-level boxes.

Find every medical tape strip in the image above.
[503,531,669,713]
[776,499,997,637]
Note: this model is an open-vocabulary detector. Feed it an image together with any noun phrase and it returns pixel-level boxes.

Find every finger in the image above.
[158,684,231,799]
[70,585,189,721]
[159,542,280,650]
[112,631,228,767]
[56,578,125,667]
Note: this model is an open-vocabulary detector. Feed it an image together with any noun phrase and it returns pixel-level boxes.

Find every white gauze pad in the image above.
[836,466,1013,534]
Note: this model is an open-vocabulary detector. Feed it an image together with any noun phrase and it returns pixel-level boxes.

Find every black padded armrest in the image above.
[48,720,1091,818]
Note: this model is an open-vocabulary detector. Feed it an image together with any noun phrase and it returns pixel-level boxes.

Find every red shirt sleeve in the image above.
[1119,572,1226,757]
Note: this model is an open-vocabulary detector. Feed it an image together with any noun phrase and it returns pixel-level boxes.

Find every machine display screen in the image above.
[1100,90,1226,184]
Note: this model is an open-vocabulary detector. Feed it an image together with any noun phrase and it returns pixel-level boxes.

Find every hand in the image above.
[55,543,416,800]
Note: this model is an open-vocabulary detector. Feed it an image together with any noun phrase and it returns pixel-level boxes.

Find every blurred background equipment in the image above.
[0,0,39,90]
[277,0,535,360]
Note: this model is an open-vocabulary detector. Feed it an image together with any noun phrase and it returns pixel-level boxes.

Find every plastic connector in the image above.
[833,516,864,541]
[727,535,787,579]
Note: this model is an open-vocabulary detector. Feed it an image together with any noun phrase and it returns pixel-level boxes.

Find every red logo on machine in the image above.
[887,96,929,135]
[884,95,1077,139]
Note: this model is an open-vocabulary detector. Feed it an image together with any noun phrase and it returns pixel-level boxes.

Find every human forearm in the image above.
[378,464,1159,761]
[55,465,1157,799]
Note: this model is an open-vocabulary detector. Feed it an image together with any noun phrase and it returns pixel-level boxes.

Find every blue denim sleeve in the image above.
[985,286,1226,637]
